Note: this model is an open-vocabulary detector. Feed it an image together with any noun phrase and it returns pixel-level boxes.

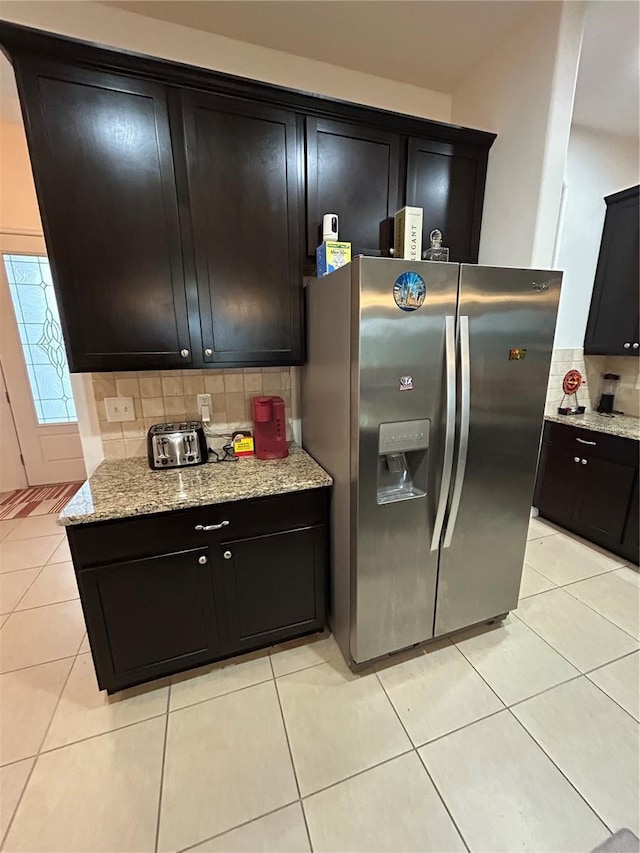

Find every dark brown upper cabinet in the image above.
[406,137,488,264]
[306,118,400,257]
[584,185,639,357]
[13,59,192,372]
[0,21,495,372]
[180,92,303,365]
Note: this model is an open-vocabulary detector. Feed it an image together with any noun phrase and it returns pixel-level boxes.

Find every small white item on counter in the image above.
[322,213,339,241]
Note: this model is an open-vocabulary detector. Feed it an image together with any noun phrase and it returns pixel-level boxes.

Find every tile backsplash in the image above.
[92,368,294,459]
[546,348,639,418]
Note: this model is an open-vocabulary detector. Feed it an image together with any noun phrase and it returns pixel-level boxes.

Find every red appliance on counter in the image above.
[251,396,288,460]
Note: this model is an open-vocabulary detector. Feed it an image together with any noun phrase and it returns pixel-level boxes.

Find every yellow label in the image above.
[233,436,255,455]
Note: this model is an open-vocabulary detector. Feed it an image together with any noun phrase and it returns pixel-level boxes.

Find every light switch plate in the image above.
[104,396,135,422]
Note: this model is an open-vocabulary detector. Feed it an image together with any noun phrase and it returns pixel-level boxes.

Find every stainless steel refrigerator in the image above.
[301,257,561,667]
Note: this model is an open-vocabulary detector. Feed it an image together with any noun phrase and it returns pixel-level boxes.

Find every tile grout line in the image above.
[373,668,472,853]
[153,683,172,853]
[268,655,314,851]
[2,565,46,614]
[10,594,80,616]
[560,584,640,641]
[582,672,640,726]
[0,630,83,849]
[506,707,613,835]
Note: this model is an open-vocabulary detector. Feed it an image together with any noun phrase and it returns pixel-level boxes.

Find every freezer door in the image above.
[353,258,459,663]
[434,265,561,636]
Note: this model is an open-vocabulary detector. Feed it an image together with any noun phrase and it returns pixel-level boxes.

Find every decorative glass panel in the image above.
[2,254,77,424]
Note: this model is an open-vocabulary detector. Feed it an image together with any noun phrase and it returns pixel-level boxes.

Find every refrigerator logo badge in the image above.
[532,281,549,292]
[399,375,414,391]
[393,271,426,312]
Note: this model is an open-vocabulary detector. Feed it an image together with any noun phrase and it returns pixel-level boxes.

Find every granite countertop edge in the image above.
[544,411,640,441]
[58,445,333,527]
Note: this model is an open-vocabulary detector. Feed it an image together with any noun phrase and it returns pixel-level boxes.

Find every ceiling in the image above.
[1,1,638,140]
[572,0,639,137]
[103,0,543,93]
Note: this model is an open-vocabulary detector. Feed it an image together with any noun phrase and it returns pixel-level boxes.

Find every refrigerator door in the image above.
[353,257,459,663]
[434,265,562,636]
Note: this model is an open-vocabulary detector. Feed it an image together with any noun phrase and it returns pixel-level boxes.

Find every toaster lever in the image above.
[195,521,230,531]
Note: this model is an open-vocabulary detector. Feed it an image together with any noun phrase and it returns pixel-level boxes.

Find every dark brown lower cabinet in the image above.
[534,421,639,564]
[68,489,329,692]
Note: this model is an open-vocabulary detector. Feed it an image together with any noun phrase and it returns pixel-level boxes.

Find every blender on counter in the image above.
[596,373,621,415]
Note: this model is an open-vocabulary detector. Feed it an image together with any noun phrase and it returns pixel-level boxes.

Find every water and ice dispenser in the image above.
[377,419,430,504]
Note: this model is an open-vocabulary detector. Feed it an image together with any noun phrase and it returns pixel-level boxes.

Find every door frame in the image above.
[0,231,86,485]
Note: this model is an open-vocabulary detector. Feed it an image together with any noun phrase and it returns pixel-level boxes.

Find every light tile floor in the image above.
[0,514,638,852]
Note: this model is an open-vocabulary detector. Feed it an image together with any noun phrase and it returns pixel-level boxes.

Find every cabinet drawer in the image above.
[542,421,638,466]
[68,488,329,568]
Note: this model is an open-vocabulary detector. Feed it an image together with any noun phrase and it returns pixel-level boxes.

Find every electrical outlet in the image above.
[636,374,640,391]
[104,396,135,422]
[197,393,211,416]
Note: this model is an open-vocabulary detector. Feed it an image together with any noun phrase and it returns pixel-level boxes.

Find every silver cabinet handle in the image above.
[581,458,588,465]
[444,315,470,549]
[576,438,596,446]
[195,521,230,531]
[634,343,639,349]
[574,456,580,462]
[223,550,232,560]
[204,348,213,357]
[181,348,190,357]
[624,343,631,349]
[431,315,456,552]
[198,555,207,564]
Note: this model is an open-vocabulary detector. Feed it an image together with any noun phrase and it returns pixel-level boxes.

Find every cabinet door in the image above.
[77,547,221,691]
[574,455,637,550]
[15,58,191,372]
[584,186,640,356]
[181,92,303,366]
[534,443,582,528]
[221,525,326,652]
[621,472,639,565]
[406,138,487,263]
[306,118,400,256]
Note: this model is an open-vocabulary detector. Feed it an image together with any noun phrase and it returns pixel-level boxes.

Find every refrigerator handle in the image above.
[430,315,456,552]
[443,315,470,549]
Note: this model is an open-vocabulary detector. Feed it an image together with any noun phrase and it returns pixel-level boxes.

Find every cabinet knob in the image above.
[574,456,580,462]
[181,348,190,358]
[204,348,213,357]
[198,555,208,564]
[624,342,631,349]
[581,458,588,465]
[223,550,232,560]
[633,343,639,349]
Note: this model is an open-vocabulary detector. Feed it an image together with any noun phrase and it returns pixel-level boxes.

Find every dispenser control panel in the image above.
[378,419,430,454]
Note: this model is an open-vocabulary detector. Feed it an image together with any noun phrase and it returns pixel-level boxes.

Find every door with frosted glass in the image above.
[0,237,86,486]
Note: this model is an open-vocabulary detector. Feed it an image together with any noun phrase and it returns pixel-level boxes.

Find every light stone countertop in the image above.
[544,410,640,441]
[58,444,332,526]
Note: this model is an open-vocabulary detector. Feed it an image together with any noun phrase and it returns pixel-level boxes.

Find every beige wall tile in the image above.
[244,372,262,393]
[139,377,162,397]
[223,373,244,393]
[99,421,123,438]
[115,377,140,398]
[92,378,116,401]
[204,374,225,394]
[183,375,205,395]
[141,397,165,418]
[225,392,247,423]
[164,395,187,416]
[137,370,160,379]
[103,440,126,459]
[161,376,184,397]
[124,438,147,457]
[121,420,146,439]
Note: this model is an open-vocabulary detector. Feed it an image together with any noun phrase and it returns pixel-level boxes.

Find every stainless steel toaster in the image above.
[147,421,208,469]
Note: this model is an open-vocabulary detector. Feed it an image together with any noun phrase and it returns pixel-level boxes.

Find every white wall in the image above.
[452,2,585,269]
[0,121,41,235]
[0,1,452,123]
[554,126,639,349]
